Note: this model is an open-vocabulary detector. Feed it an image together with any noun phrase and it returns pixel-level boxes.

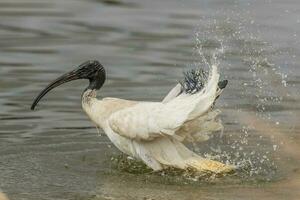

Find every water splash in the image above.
[189,16,290,181]
[109,154,235,183]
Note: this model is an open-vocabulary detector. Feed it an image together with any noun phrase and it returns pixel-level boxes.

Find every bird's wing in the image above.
[108,65,220,141]
[108,101,191,141]
[162,83,182,103]
[175,109,223,142]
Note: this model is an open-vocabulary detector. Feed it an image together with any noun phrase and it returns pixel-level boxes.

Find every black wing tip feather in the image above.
[180,68,208,94]
[181,68,228,94]
[218,79,228,89]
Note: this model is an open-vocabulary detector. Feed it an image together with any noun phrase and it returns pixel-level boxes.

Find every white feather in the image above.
[82,65,234,173]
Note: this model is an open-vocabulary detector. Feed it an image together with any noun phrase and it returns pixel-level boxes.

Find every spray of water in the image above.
[189,15,292,181]
[107,13,294,183]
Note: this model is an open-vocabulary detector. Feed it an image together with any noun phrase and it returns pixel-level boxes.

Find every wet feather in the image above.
[180,68,208,94]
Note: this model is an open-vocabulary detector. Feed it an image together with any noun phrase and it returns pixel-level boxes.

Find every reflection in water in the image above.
[0,0,299,199]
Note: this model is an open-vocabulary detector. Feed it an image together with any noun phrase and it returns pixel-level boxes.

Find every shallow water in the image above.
[0,0,300,199]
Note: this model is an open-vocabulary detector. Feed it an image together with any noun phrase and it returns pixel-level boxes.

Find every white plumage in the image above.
[82,65,233,173]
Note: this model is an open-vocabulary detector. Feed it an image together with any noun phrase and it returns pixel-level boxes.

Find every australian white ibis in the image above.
[31,60,234,173]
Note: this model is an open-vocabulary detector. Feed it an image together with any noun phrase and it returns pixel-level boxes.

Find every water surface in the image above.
[0,0,300,199]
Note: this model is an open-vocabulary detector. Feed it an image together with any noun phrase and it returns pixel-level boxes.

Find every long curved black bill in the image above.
[31,70,81,110]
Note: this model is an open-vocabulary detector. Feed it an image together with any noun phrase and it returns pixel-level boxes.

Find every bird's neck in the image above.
[82,89,97,106]
[81,73,106,126]
[87,70,106,90]
[81,74,103,109]
[81,71,105,105]
[81,89,101,125]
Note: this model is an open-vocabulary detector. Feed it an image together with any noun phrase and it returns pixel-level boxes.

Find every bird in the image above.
[31,60,234,174]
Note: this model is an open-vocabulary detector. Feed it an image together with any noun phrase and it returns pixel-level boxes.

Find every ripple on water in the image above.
[0,0,300,199]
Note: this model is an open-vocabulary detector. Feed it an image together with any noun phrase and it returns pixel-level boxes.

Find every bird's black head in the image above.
[31,60,106,110]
